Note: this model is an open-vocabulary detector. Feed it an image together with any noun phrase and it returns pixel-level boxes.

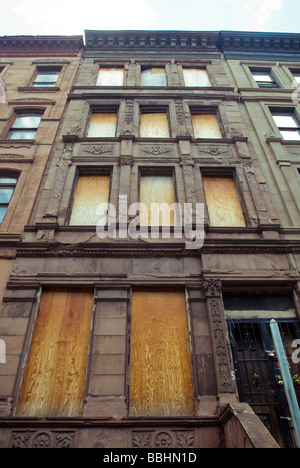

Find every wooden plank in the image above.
[192,114,222,139]
[16,289,94,417]
[69,175,110,226]
[141,68,167,86]
[140,113,169,138]
[129,288,194,417]
[183,68,211,87]
[87,113,117,137]
[96,68,124,86]
[203,176,246,227]
[140,175,176,226]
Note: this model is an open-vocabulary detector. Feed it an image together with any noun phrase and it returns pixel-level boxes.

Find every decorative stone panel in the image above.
[132,429,195,448]
[9,430,75,448]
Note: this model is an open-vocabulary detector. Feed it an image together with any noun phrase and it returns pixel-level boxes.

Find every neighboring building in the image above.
[0,30,299,448]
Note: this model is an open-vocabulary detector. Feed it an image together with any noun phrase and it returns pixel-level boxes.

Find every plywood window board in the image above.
[139,175,176,226]
[16,289,94,417]
[129,288,194,417]
[69,174,110,226]
[203,176,246,227]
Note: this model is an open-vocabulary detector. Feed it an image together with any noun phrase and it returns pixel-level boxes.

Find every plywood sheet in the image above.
[192,114,222,139]
[203,176,246,227]
[96,68,124,86]
[129,288,194,417]
[183,68,211,87]
[140,113,169,138]
[140,176,176,226]
[16,289,94,417]
[141,68,167,86]
[69,175,110,226]
[87,113,117,137]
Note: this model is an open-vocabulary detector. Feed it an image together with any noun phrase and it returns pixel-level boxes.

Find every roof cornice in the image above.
[84,30,219,51]
[84,29,300,60]
[219,30,300,60]
[0,35,84,56]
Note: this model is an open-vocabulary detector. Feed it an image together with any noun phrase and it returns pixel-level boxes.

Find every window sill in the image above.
[18,87,60,92]
[0,138,34,145]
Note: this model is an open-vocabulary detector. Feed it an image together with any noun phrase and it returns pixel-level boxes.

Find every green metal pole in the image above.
[270,319,300,448]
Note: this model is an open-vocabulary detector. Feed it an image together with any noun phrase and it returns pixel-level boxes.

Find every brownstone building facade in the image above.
[0,30,300,449]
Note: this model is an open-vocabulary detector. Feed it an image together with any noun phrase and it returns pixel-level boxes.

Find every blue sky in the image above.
[0,0,299,37]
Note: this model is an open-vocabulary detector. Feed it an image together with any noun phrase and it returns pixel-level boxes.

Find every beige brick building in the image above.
[0,30,299,449]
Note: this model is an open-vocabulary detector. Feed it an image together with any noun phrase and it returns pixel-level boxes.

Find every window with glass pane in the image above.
[140,112,170,138]
[32,70,60,87]
[87,113,117,137]
[96,68,124,86]
[183,68,211,87]
[0,175,18,226]
[192,113,222,139]
[141,68,167,86]
[9,113,42,139]
[251,69,278,88]
[271,110,300,140]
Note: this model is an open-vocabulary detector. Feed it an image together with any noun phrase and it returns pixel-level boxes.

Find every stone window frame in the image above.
[200,166,249,228]
[178,64,213,88]
[0,171,19,227]
[269,106,300,141]
[136,61,171,87]
[137,165,180,229]
[3,108,45,141]
[85,105,120,139]
[94,63,128,87]
[65,165,114,227]
[189,106,224,140]
[241,62,283,89]
[30,66,62,88]
[249,67,279,88]
[138,104,172,139]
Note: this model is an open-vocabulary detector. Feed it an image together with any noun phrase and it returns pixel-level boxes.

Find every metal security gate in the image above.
[227,320,300,448]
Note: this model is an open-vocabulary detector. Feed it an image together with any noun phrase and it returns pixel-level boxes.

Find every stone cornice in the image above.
[15,239,300,258]
[84,30,300,60]
[0,35,84,56]
[219,31,300,60]
[84,30,219,51]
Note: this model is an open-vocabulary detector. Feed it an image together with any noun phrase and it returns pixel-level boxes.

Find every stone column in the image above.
[200,279,238,409]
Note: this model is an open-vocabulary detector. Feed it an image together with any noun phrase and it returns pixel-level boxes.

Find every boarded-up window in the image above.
[16,289,94,417]
[203,176,246,227]
[192,114,222,139]
[140,112,170,138]
[87,113,117,137]
[183,68,211,87]
[129,288,194,416]
[69,175,110,226]
[140,175,176,226]
[141,68,167,86]
[96,68,124,86]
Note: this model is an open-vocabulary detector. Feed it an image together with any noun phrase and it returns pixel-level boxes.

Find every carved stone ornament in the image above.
[201,279,222,297]
[196,145,228,156]
[132,430,195,448]
[67,125,84,138]
[82,145,114,155]
[141,145,173,156]
[10,430,75,448]
[174,99,186,126]
[124,99,134,124]
[119,156,133,166]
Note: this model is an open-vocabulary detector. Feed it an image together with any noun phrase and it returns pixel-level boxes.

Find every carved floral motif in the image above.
[132,430,195,448]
